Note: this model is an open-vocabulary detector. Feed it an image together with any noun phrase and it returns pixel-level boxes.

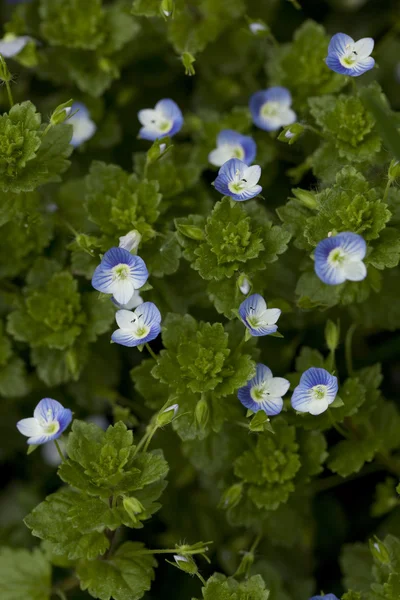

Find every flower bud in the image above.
[156,403,179,427]
[50,99,74,126]
[123,497,145,523]
[238,274,251,295]
[182,52,196,76]
[325,319,340,352]
[119,230,142,253]
[0,55,12,82]
[248,21,269,36]
[369,537,390,564]
[234,551,255,577]
[291,187,318,209]
[160,0,174,19]
[195,397,209,431]
[172,555,198,574]
[175,222,204,241]
[388,159,400,181]
[278,122,304,145]
[218,482,243,509]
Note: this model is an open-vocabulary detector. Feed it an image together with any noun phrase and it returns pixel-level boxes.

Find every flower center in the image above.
[328,247,346,267]
[340,45,358,67]
[250,384,270,403]
[261,101,281,119]
[150,116,172,133]
[113,263,130,281]
[228,168,250,194]
[310,384,327,401]
[130,314,150,339]
[232,145,245,159]
[42,420,60,435]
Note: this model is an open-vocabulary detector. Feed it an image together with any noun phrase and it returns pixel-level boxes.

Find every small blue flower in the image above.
[214,158,262,201]
[92,247,148,306]
[67,102,96,148]
[314,232,367,285]
[17,398,72,445]
[325,33,375,77]
[291,368,338,416]
[238,363,290,416]
[0,34,31,58]
[208,130,257,167]
[112,302,161,347]
[310,595,339,600]
[239,294,281,336]
[138,99,183,141]
[249,87,296,132]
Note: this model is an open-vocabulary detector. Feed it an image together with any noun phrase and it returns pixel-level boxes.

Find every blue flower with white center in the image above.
[238,364,290,416]
[111,302,161,347]
[249,87,296,132]
[214,158,262,201]
[208,130,257,167]
[325,33,375,77]
[0,33,31,58]
[310,595,339,600]
[17,398,72,445]
[67,102,96,148]
[239,294,281,336]
[92,247,148,306]
[138,98,183,141]
[291,368,338,416]
[314,232,367,285]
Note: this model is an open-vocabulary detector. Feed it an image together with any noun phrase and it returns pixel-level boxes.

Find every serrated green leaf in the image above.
[0,547,51,600]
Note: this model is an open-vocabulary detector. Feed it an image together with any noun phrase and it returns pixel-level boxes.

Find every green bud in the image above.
[291,187,318,209]
[175,222,204,241]
[278,122,305,145]
[195,397,209,430]
[182,52,196,76]
[172,555,198,574]
[50,99,74,126]
[0,55,12,82]
[247,20,270,37]
[156,403,179,427]
[369,537,391,565]
[65,349,79,379]
[160,0,174,19]
[249,411,269,432]
[234,551,254,577]
[388,159,400,181]
[325,319,340,352]
[123,497,145,523]
[146,139,170,165]
[218,482,243,509]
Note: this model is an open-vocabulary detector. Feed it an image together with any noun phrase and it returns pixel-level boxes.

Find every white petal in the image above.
[353,37,374,59]
[308,399,329,416]
[112,279,134,305]
[243,165,261,187]
[278,108,297,127]
[115,309,136,330]
[342,260,367,281]
[267,377,290,397]
[138,109,158,126]
[208,146,237,167]
[260,308,281,325]
[17,418,45,438]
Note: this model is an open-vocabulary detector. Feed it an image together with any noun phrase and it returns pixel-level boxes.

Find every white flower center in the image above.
[328,247,347,268]
[340,44,359,67]
[113,263,130,281]
[261,101,281,119]
[250,384,270,403]
[228,168,251,194]
[150,114,172,133]
[310,384,328,401]
[129,313,150,339]
[38,418,60,435]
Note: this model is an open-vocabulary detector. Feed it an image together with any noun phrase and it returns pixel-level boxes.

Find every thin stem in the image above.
[54,439,66,462]
[145,343,158,361]
[312,462,383,493]
[134,547,206,556]
[143,425,158,452]
[345,324,357,377]
[304,124,325,139]
[383,177,393,203]
[5,80,13,108]
[196,572,207,586]
[327,409,349,438]
[250,533,262,554]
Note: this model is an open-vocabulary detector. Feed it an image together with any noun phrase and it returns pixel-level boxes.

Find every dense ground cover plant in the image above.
[1,0,400,599]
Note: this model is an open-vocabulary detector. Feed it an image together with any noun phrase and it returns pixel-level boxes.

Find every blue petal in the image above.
[139,126,160,142]
[237,385,258,411]
[262,86,292,105]
[34,398,65,422]
[291,386,312,412]
[112,323,161,347]
[57,409,73,434]
[137,302,162,328]
[129,255,149,289]
[252,363,272,386]
[335,232,367,259]
[325,54,352,75]
[300,368,338,400]
[314,237,346,285]
[217,129,243,145]
[156,98,183,136]
[219,158,247,181]
[260,396,283,416]
[213,175,231,196]
[247,323,278,337]
[239,294,266,321]
[346,57,375,76]
[310,595,339,600]
[240,135,257,164]
[101,247,136,269]
[249,90,270,121]
[327,33,354,56]
[71,102,90,119]
[229,184,262,202]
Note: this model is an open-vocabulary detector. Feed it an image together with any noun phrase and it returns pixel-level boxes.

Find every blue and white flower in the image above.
[208,130,257,167]
[239,294,281,336]
[0,33,31,58]
[67,102,96,148]
[92,247,148,305]
[291,368,338,416]
[111,302,161,347]
[138,99,183,141]
[325,33,375,77]
[214,158,262,201]
[17,398,72,445]
[314,232,367,285]
[310,595,339,600]
[249,87,296,132]
[238,363,290,416]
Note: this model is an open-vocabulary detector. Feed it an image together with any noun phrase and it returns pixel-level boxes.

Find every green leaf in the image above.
[77,542,156,600]
[327,438,378,477]
[359,85,400,161]
[340,543,374,593]
[193,573,270,600]
[39,0,104,50]
[0,547,52,600]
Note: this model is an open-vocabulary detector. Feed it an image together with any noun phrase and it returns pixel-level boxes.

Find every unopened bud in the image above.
[0,55,12,82]
[388,159,400,182]
[182,52,196,76]
[219,482,243,509]
[123,497,145,523]
[175,222,204,241]
[238,274,251,295]
[160,0,174,18]
[172,555,198,574]
[369,538,390,564]
[50,99,74,126]
[278,122,304,145]
[325,319,340,353]
[119,230,141,253]
[248,22,268,36]
[291,187,318,209]
[235,551,255,577]
[156,403,179,427]
[195,397,209,431]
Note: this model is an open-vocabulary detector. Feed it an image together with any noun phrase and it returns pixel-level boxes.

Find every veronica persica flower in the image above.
[214,158,262,201]
[291,368,338,416]
[138,99,183,141]
[239,294,281,336]
[17,398,72,445]
[0,33,31,58]
[238,364,290,416]
[314,232,367,285]
[310,595,339,600]
[111,302,161,347]
[249,87,296,132]
[67,102,96,148]
[92,247,148,305]
[325,33,374,77]
[208,130,257,167]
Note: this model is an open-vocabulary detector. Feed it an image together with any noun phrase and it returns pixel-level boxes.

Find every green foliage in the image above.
[0,547,51,600]
[39,0,105,50]
[194,573,270,600]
